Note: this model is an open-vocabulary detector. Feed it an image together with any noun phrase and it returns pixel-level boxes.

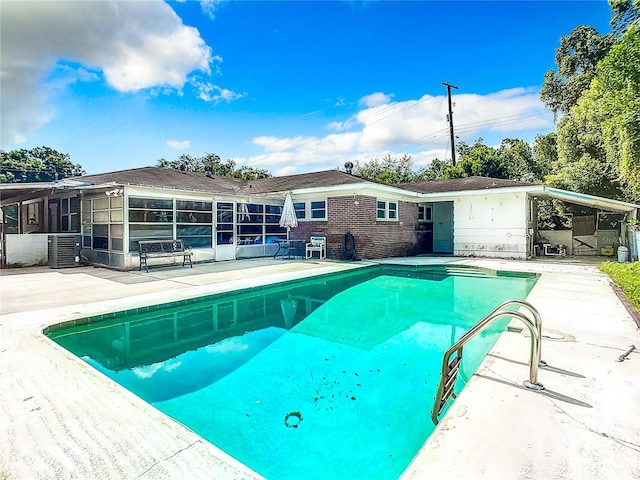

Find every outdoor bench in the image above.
[138,239,193,272]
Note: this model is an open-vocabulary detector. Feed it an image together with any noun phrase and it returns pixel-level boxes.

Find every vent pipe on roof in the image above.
[344,161,354,174]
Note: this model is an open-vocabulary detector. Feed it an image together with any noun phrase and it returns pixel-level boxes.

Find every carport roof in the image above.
[541,187,639,214]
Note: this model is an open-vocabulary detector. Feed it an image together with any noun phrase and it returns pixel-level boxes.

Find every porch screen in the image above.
[177,200,212,248]
[128,197,173,251]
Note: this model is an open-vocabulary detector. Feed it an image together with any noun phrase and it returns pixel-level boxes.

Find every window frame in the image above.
[59,196,79,232]
[294,199,326,221]
[418,204,433,223]
[376,199,399,222]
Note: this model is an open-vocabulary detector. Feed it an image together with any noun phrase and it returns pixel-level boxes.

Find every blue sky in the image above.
[1,0,613,176]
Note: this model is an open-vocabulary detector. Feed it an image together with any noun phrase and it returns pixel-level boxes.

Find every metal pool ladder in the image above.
[431,300,545,425]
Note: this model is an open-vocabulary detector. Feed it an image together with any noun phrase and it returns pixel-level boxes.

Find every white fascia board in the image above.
[0,182,58,191]
[418,185,544,200]
[290,182,422,200]
[124,185,282,203]
[74,182,119,190]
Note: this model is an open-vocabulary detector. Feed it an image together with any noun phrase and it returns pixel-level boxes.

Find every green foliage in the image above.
[441,138,538,181]
[0,146,84,183]
[415,158,455,181]
[555,24,640,202]
[599,261,640,312]
[356,138,543,186]
[234,165,273,180]
[353,154,417,183]
[532,133,558,179]
[588,24,640,200]
[541,25,613,117]
[157,153,271,180]
[497,138,539,181]
[455,144,508,178]
[609,0,640,37]
[537,199,573,230]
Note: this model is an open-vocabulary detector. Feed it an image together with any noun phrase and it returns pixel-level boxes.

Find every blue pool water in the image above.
[49,265,536,479]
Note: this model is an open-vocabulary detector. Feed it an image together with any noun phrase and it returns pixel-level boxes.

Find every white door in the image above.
[215,201,236,261]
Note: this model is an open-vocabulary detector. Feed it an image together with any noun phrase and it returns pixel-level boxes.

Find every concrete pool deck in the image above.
[1,257,638,479]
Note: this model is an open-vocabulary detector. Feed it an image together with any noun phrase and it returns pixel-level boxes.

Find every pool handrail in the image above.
[431,300,544,425]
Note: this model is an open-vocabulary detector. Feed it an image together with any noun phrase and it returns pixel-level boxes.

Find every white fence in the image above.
[3,233,49,265]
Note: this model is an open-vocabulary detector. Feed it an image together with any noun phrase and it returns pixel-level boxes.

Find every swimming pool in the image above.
[48,265,537,479]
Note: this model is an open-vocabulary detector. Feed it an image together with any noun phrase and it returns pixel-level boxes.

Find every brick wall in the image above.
[293,194,419,260]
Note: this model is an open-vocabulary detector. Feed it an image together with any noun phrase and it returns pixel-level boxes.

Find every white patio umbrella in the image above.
[279,192,298,240]
[280,297,298,329]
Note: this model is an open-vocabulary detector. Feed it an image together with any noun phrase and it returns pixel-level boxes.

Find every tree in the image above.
[0,146,84,183]
[532,133,559,180]
[157,153,271,180]
[415,158,455,181]
[353,154,417,184]
[416,138,541,182]
[497,138,537,181]
[554,23,640,202]
[610,0,640,37]
[234,165,272,180]
[460,145,507,178]
[587,23,640,200]
[540,25,613,118]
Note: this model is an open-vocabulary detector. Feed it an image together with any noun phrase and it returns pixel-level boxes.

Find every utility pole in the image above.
[442,81,459,165]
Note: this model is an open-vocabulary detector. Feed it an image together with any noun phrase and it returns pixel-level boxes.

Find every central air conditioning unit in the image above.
[48,235,82,268]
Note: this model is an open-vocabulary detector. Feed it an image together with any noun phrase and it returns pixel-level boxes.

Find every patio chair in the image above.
[305,236,326,260]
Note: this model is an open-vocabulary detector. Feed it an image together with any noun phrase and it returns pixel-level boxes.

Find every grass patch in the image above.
[599,261,640,312]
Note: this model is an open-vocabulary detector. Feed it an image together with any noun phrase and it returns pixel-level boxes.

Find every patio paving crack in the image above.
[133,439,204,479]
[478,368,640,454]
[545,398,640,454]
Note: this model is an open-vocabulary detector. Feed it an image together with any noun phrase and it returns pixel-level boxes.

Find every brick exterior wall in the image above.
[293,194,419,260]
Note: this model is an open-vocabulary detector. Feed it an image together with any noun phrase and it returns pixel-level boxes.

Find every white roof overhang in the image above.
[290,182,421,201]
[541,187,639,214]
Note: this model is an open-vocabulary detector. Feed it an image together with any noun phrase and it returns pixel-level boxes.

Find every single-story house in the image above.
[1,166,638,269]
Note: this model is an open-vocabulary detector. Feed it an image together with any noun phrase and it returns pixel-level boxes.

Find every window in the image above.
[294,202,305,219]
[60,196,79,231]
[3,204,18,233]
[127,197,216,250]
[177,200,212,248]
[237,203,264,245]
[310,201,326,220]
[377,200,398,221]
[236,203,287,245]
[27,203,40,225]
[389,202,397,219]
[291,200,326,221]
[129,198,173,223]
[129,197,174,251]
[93,224,109,250]
[418,204,433,222]
[265,204,286,242]
[89,196,124,251]
[216,202,234,245]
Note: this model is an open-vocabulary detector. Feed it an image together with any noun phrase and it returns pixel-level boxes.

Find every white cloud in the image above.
[359,92,394,108]
[200,0,228,20]
[167,140,191,150]
[192,80,246,103]
[0,0,214,146]
[243,87,553,175]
